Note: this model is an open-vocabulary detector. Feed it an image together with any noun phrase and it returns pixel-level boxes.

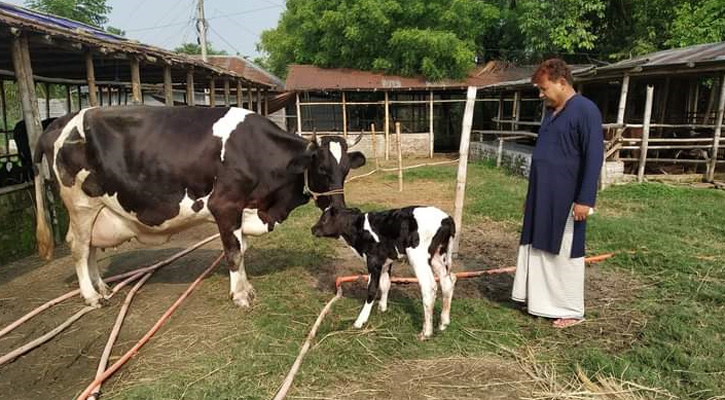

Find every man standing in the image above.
[511,58,603,328]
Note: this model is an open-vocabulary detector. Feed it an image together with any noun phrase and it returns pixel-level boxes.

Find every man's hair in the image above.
[531,58,573,85]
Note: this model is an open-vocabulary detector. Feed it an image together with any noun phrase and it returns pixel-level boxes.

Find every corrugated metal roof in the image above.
[205,56,284,90]
[595,41,725,73]
[285,61,539,91]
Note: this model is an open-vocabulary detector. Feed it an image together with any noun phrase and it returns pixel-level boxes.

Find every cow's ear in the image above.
[348,151,366,169]
[287,151,315,174]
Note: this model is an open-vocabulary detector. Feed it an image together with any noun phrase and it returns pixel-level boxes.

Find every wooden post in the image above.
[512,90,521,131]
[637,85,655,183]
[43,82,50,118]
[130,57,141,104]
[342,91,348,139]
[384,91,390,160]
[236,81,243,108]
[614,75,630,160]
[370,123,379,169]
[496,137,504,167]
[85,52,98,107]
[658,77,671,134]
[396,122,403,192]
[186,70,195,106]
[248,86,255,112]
[264,89,269,115]
[452,86,477,256]
[77,84,82,109]
[163,65,173,106]
[707,73,725,182]
[296,92,303,135]
[429,90,434,158]
[692,81,700,124]
[256,86,262,115]
[11,33,53,259]
[209,76,215,107]
[1,80,7,154]
[703,77,718,125]
[223,78,230,106]
[98,85,104,106]
[65,85,72,113]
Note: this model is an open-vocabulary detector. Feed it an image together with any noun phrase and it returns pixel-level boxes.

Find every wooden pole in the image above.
[637,85,655,182]
[223,78,230,106]
[85,52,98,107]
[658,77,671,134]
[614,75,630,160]
[130,57,141,105]
[396,121,403,192]
[256,86,262,115]
[98,85,103,106]
[703,78,717,125]
[496,137,504,167]
[707,73,725,182]
[512,90,521,131]
[77,84,82,109]
[429,90,434,158]
[163,65,173,106]
[370,123,379,169]
[296,92,303,135]
[44,82,50,118]
[342,91,348,139]
[186,70,195,106]
[65,84,71,113]
[11,33,53,259]
[384,91,390,160]
[208,76,215,107]
[248,86,255,112]
[236,81,243,108]
[264,89,269,115]
[451,86,477,256]
[497,92,504,130]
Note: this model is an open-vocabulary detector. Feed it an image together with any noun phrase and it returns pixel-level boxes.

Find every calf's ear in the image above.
[287,151,315,174]
[348,151,366,169]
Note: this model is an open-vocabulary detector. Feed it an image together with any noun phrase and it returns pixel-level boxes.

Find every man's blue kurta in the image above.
[520,94,603,258]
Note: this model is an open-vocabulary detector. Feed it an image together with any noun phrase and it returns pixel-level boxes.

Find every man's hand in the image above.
[572,203,592,221]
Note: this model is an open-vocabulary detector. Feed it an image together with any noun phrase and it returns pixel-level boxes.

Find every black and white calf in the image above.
[312,206,456,340]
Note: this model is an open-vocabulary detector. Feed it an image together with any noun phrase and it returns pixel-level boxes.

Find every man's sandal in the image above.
[553,318,586,329]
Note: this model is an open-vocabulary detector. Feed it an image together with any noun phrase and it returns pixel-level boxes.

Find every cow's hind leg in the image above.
[431,252,456,331]
[378,260,393,312]
[407,249,437,341]
[66,205,105,307]
[87,246,109,298]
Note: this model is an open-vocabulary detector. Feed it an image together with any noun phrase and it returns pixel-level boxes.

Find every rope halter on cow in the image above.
[303,169,344,200]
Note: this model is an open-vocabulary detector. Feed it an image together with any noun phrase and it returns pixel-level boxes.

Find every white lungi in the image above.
[511,209,585,319]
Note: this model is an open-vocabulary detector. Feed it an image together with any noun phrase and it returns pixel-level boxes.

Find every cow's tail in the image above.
[33,122,60,261]
[430,216,456,274]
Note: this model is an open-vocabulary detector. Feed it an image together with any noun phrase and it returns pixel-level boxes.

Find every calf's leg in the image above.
[354,260,382,328]
[378,260,393,312]
[407,249,437,340]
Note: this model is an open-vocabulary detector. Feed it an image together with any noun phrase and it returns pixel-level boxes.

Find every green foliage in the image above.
[173,42,229,56]
[24,0,111,27]
[666,0,725,47]
[105,25,125,36]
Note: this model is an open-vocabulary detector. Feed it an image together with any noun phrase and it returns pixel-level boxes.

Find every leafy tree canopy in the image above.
[25,0,111,28]
[259,0,725,81]
[174,42,229,56]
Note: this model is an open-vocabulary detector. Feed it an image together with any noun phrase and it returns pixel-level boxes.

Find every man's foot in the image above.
[553,318,585,329]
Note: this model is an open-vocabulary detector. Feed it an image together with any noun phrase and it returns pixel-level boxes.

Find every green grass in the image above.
[106,162,725,399]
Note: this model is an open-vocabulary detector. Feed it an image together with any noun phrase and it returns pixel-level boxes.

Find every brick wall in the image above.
[470,140,533,177]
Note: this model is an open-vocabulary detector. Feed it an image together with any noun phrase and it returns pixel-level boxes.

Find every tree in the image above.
[667,0,725,47]
[105,26,125,36]
[174,42,229,56]
[25,0,111,28]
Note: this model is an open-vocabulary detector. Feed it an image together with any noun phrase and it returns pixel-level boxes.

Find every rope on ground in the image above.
[76,253,224,400]
[346,159,459,182]
[0,233,220,340]
[272,287,343,400]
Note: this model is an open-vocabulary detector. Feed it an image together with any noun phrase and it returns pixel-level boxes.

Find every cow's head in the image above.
[311,205,361,238]
[288,132,366,209]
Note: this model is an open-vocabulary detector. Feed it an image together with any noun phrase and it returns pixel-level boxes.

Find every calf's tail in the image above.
[430,216,456,273]
[33,125,58,261]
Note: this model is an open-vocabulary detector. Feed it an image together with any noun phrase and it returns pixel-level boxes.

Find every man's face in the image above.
[534,76,569,109]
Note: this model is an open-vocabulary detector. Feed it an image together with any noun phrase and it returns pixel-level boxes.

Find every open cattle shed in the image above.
[478,41,725,183]
[284,61,539,158]
[0,2,274,264]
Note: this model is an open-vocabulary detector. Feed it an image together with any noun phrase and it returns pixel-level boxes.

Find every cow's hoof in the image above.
[353,321,365,329]
[231,292,254,308]
[98,283,111,299]
[378,303,388,312]
[417,331,431,341]
[85,295,107,308]
[439,323,449,331]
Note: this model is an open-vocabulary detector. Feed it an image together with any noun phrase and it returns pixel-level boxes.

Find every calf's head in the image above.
[311,205,361,238]
[289,132,366,210]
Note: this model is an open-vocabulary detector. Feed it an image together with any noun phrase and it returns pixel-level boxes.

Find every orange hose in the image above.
[334,253,614,290]
[76,253,223,400]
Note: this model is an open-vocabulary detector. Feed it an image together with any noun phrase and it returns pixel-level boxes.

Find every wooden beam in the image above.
[342,91,348,138]
[296,91,302,135]
[429,90,434,158]
[163,65,173,106]
[707,72,725,182]
[186,70,195,106]
[130,57,141,104]
[209,76,215,107]
[637,85,655,182]
[396,121,403,192]
[85,52,98,106]
[236,80,243,108]
[223,78,230,106]
[452,86,477,256]
[384,91,390,160]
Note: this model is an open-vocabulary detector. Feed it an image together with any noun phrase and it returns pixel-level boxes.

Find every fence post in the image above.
[452,86,477,256]
[396,122,403,192]
[370,123,379,169]
[637,85,655,182]
[707,73,725,182]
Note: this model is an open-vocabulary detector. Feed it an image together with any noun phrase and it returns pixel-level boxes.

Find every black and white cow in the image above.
[311,205,456,340]
[34,106,365,308]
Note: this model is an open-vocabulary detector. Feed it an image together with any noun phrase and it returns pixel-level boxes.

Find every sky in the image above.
[6,0,286,58]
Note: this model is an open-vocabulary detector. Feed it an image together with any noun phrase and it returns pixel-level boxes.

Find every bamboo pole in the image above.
[236,80,243,108]
[186,70,195,106]
[264,89,269,115]
[429,90,434,158]
[497,92,503,130]
[65,84,71,113]
[703,77,717,125]
[370,123,379,169]
[130,57,141,105]
[638,85,655,182]
[248,86,255,112]
[512,90,521,131]
[256,86,262,114]
[296,92,302,135]
[223,78,230,106]
[385,91,390,160]
[496,137,504,167]
[208,76,215,107]
[707,73,725,182]
[452,86,477,256]
[163,65,173,106]
[85,52,98,107]
[342,91,348,139]
[614,75,630,160]
[43,82,50,118]
[396,121,403,192]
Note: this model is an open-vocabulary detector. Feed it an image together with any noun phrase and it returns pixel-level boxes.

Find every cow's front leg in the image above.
[354,258,382,328]
[210,200,254,308]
